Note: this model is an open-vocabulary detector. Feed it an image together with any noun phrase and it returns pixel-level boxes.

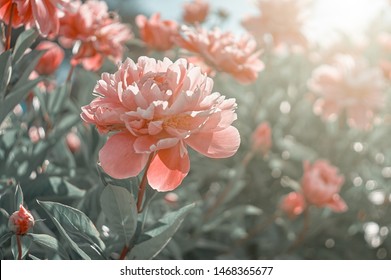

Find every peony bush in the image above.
[0,0,390,260]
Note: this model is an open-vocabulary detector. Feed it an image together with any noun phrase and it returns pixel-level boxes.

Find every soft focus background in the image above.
[1,0,391,260]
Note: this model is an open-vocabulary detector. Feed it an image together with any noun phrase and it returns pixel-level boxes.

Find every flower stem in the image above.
[136,153,155,213]
[287,207,310,253]
[16,235,22,260]
[5,3,16,51]
[66,64,75,82]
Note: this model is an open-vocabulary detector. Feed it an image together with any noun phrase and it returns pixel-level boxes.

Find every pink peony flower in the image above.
[176,26,263,84]
[301,160,347,212]
[0,0,69,37]
[34,41,64,75]
[59,0,132,71]
[251,121,272,155]
[241,0,308,49]
[0,0,23,28]
[308,54,386,130]
[280,192,306,219]
[182,0,210,24]
[135,13,179,52]
[8,205,35,235]
[81,56,240,191]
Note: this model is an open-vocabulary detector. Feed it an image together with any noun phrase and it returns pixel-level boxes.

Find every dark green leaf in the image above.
[13,29,38,63]
[29,233,69,259]
[0,77,42,124]
[14,184,23,212]
[100,185,137,246]
[0,50,12,99]
[37,200,104,250]
[128,203,195,260]
[48,82,71,117]
[0,232,12,247]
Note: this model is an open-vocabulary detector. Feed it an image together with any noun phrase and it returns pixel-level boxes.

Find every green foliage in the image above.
[100,185,138,246]
[128,203,195,260]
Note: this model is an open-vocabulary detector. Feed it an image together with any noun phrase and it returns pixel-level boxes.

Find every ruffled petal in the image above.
[185,126,240,158]
[147,145,190,191]
[99,132,149,178]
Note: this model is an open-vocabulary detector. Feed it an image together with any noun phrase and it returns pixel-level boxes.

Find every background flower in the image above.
[177,26,264,84]
[59,0,132,71]
[136,13,179,51]
[301,160,347,212]
[182,0,210,24]
[308,54,386,130]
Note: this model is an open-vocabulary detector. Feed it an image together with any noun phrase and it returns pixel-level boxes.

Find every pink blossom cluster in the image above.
[280,160,347,219]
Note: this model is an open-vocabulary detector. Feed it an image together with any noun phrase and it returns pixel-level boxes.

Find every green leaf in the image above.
[11,235,32,260]
[100,185,137,246]
[29,233,69,259]
[14,184,23,212]
[0,50,12,99]
[0,232,12,247]
[128,203,195,260]
[45,213,90,260]
[0,77,42,124]
[37,201,105,250]
[12,29,39,63]
[48,82,71,117]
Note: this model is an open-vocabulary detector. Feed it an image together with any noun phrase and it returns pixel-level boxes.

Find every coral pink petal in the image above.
[147,145,190,191]
[99,132,149,179]
[185,126,240,158]
[326,194,348,213]
[31,0,58,37]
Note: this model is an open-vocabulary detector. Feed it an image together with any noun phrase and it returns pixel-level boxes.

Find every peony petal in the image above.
[326,194,348,213]
[99,132,149,179]
[31,0,59,37]
[185,126,240,158]
[147,145,190,191]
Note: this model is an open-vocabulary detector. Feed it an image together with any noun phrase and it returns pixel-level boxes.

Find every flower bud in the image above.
[8,205,35,235]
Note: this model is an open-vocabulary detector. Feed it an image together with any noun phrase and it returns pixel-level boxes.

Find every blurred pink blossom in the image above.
[177,26,263,84]
[28,126,45,143]
[0,0,23,28]
[241,0,308,50]
[81,56,240,191]
[8,205,35,235]
[59,0,132,71]
[308,54,386,130]
[280,192,306,219]
[251,121,272,155]
[0,0,69,37]
[136,13,179,52]
[35,41,64,75]
[301,160,347,213]
[182,0,209,24]
[66,131,81,153]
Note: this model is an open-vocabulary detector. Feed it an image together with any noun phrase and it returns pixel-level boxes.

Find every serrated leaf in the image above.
[14,184,23,212]
[29,233,69,259]
[37,201,105,250]
[0,50,12,99]
[11,235,32,260]
[13,29,38,63]
[100,185,137,246]
[128,203,195,260]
